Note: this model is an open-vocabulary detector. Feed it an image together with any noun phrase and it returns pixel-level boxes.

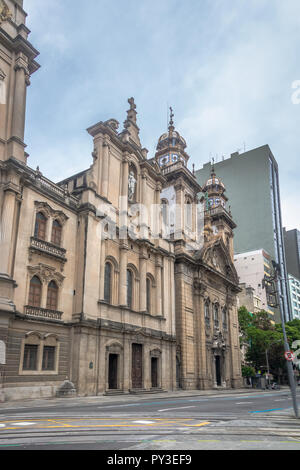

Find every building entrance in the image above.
[151,357,158,388]
[132,344,143,389]
[108,354,118,389]
[215,355,221,386]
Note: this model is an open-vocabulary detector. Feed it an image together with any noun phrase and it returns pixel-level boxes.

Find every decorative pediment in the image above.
[195,238,238,284]
[28,263,65,286]
[34,201,69,224]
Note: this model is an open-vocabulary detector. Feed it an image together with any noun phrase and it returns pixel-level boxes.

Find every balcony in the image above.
[30,237,67,262]
[24,305,63,321]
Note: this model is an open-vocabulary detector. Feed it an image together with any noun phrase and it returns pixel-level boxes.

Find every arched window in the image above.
[28,276,42,307]
[222,307,227,329]
[146,277,151,314]
[204,300,210,323]
[46,280,58,311]
[34,212,47,240]
[51,220,62,246]
[104,262,112,303]
[127,269,133,309]
[214,303,219,328]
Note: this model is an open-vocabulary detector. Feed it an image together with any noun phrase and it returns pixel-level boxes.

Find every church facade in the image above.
[0,0,242,401]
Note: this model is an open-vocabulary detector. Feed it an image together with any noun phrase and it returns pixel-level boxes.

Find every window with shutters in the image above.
[46,280,58,310]
[214,303,219,328]
[42,346,55,371]
[28,276,42,307]
[146,277,151,314]
[127,269,133,309]
[51,220,62,246]
[23,344,38,371]
[34,212,47,240]
[104,262,112,303]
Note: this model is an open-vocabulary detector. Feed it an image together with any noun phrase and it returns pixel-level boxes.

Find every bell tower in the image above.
[201,165,236,261]
[0,0,40,163]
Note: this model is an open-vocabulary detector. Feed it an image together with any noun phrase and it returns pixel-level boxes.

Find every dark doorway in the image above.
[132,344,143,389]
[215,356,221,386]
[151,357,158,388]
[108,354,118,389]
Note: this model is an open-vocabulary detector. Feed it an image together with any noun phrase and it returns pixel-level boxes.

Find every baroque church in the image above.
[0,0,242,401]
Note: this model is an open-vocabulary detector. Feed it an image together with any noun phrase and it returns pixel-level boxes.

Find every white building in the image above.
[234,249,276,320]
[287,274,300,320]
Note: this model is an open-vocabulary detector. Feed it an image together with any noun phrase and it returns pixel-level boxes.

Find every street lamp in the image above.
[270,263,299,418]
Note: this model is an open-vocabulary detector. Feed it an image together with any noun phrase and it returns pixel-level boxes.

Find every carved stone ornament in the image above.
[0,0,12,24]
[212,331,226,351]
[34,201,69,225]
[193,279,207,296]
[28,263,65,286]
[128,168,137,202]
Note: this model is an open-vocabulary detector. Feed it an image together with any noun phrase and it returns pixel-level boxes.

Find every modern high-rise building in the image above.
[283,228,300,280]
[283,228,300,320]
[195,145,291,322]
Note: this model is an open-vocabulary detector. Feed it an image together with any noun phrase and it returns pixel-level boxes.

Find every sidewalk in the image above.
[0,385,292,410]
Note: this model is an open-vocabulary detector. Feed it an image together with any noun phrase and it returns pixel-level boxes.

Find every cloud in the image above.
[23,0,300,231]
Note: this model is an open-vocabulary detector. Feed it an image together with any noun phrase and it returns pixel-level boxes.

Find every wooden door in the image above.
[108,354,118,389]
[151,357,158,388]
[132,344,143,389]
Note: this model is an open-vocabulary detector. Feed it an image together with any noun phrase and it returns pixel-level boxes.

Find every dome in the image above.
[203,171,226,194]
[156,129,186,151]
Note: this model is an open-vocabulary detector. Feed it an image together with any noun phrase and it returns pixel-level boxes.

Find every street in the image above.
[0,388,299,451]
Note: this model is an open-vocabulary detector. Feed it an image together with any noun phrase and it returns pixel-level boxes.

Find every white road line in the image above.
[0,424,6,427]
[10,422,36,426]
[158,406,196,412]
[235,402,253,405]
[133,420,155,424]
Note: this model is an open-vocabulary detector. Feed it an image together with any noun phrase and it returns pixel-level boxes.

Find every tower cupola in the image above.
[155,107,189,168]
[202,165,228,210]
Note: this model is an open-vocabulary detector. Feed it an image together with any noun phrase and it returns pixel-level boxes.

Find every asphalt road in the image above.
[0,389,299,452]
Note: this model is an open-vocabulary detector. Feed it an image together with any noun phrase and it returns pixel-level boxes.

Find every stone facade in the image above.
[0,1,242,401]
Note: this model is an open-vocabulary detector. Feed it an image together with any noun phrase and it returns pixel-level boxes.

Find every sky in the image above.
[24,0,300,230]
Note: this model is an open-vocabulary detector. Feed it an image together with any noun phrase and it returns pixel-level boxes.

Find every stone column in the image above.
[119,243,128,306]
[0,186,18,314]
[120,155,129,240]
[193,280,207,389]
[140,170,148,239]
[99,240,106,300]
[9,61,29,162]
[101,137,110,199]
[139,250,147,313]
[144,345,150,390]
[155,255,162,316]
